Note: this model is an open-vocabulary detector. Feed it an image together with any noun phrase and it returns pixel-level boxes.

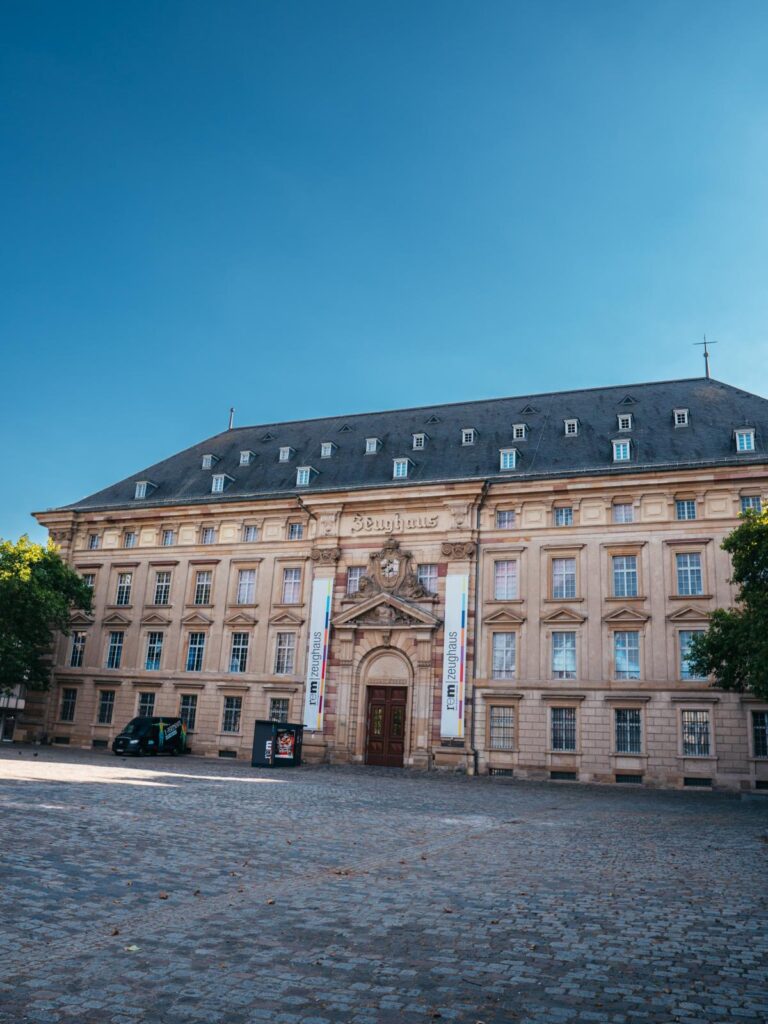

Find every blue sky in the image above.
[2,0,768,543]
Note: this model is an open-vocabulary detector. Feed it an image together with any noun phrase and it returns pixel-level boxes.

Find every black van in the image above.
[112,717,187,756]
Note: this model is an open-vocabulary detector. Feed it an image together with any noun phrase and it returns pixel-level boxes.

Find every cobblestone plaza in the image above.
[1,748,767,1024]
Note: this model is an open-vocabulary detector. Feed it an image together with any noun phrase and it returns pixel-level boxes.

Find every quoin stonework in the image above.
[22,376,768,790]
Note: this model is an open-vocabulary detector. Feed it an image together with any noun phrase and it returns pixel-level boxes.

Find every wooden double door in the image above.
[365,686,407,767]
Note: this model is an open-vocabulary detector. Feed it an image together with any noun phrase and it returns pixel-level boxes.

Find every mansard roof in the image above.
[57,377,768,513]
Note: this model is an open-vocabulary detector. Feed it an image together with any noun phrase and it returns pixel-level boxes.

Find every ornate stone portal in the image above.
[354,536,433,601]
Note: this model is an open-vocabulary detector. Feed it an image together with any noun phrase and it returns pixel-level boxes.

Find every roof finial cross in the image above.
[694,335,718,379]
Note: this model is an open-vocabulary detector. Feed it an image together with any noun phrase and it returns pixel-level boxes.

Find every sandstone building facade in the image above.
[24,376,768,790]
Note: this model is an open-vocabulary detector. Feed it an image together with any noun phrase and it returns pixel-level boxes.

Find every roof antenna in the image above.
[694,335,717,379]
[228,407,235,430]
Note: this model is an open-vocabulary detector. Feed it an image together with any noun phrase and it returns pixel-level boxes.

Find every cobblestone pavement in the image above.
[1,748,767,1024]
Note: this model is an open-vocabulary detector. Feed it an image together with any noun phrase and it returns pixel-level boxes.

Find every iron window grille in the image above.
[161,529,175,546]
[752,711,768,758]
[60,688,77,722]
[489,706,515,750]
[551,707,577,751]
[615,708,642,754]
[682,710,710,757]
[97,690,115,725]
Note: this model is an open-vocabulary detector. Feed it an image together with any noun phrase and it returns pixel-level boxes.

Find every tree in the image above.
[0,535,92,694]
[687,509,768,700]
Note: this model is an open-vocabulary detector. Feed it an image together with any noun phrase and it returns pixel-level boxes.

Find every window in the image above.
[613,503,634,524]
[675,499,697,521]
[681,710,710,757]
[138,692,155,717]
[321,442,335,459]
[201,454,216,469]
[492,633,516,679]
[499,448,517,470]
[674,408,689,427]
[153,570,171,605]
[615,708,642,754]
[222,696,242,733]
[60,688,78,722]
[554,507,573,527]
[134,481,148,499]
[145,631,164,671]
[211,474,227,493]
[87,533,100,550]
[243,524,259,542]
[679,629,706,679]
[282,567,302,604]
[564,419,578,436]
[180,694,198,731]
[123,531,137,549]
[741,495,762,514]
[552,557,576,600]
[194,570,212,605]
[296,466,311,486]
[69,631,86,668]
[393,458,409,479]
[161,529,175,547]
[288,523,304,541]
[186,632,206,672]
[230,632,249,673]
[676,553,703,596]
[614,631,640,679]
[239,450,254,466]
[201,526,216,545]
[489,706,515,750]
[612,440,631,462]
[97,690,115,725]
[274,632,296,674]
[346,566,365,595]
[365,437,380,454]
[551,707,577,751]
[612,555,638,597]
[493,560,518,600]
[82,573,95,589]
[237,568,256,604]
[412,433,426,450]
[270,697,290,722]
[106,631,124,669]
[549,628,577,679]
[462,428,475,446]
[512,423,527,440]
[735,429,755,452]
[752,711,768,757]
[279,446,293,462]
[417,564,438,594]
[115,572,132,606]
[496,509,516,529]
[552,632,576,679]
[617,414,632,431]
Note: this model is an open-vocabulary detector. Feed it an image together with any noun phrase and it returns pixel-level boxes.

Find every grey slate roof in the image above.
[60,377,768,512]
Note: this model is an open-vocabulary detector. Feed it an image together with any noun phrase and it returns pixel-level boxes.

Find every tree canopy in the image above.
[687,509,768,700]
[0,535,92,694]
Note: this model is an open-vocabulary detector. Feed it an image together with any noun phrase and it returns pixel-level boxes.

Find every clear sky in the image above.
[2,0,768,543]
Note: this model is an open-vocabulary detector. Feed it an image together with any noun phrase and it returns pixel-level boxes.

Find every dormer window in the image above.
[393,458,411,479]
[279,446,294,462]
[239,450,255,466]
[296,466,314,487]
[499,448,518,470]
[134,480,154,500]
[617,414,632,431]
[461,428,476,446]
[365,437,381,454]
[320,442,335,459]
[512,423,527,441]
[412,433,426,450]
[612,439,631,462]
[564,419,578,436]
[201,454,218,470]
[673,408,689,427]
[735,428,755,453]
[211,473,233,493]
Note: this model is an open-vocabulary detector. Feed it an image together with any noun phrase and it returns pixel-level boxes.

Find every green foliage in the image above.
[687,509,768,699]
[0,535,92,694]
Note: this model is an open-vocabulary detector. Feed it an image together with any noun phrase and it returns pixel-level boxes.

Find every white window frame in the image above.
[365,437,381,454]
[296,466,312,487]
[512,423,527,440]
[161,529,175,547]
[87,533,100,550]
[346,566,365,595]
[211,474,228,493]
[115,572,132,606]
[461,428,475,446]
[681,709,711,757]
[740,495,762,514]
[612,555,638,598]
[236,568,257,605]
[676,552,703,596]
[673,408,689,427]
[201,454,217,469]
[242,524,259,542]
[612,503,634,524]
[417,563,438,594]
[194,570,212,605]
[491,632,516,680]
[675,499,697,521]
[393,458,410,479]
[554,506,573,528]
[564,419,578,436]
[617,414,633,431]
[735,428,755,452]
[239,450,254,466]
[320,442,335,459]
[288,522,304,541]
[134,481,149,499]
[281,567,302,604]
[613,630,640,680]
[274,632,296,674]
[279,446,294,462]
[551,632,577,679]
[412,433,426,450]
[552,557,577,599]
[612,439,631,462]
[679,629,706,680]
[201,526,216,545]
[185,632,206,672]
[222,695,242,734]
[123,531,137,549]
[499,448,517,471]
[153,570,171,606]
[496,509,516,529]
[229,632,249,673]
[493,560,518,600]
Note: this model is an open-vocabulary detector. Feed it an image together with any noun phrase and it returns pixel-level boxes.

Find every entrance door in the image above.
[365,686,407,767]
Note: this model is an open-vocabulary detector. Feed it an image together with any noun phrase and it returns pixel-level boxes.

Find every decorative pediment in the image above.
[224,611,259,627]
[181,610,214,627]
[102,611,132,627]
[602,606,650,625]
[269,610,305,626]
[484,607,526,625]
[140,611,172,626]
[333,592,440,631]
[667,605,711,622]
[353,536,434,600]
[70,610,95,627]
[541,606,587,625]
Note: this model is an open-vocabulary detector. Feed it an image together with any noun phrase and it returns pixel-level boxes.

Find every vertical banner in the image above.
[303,577,333,731]
[441,573,469,738]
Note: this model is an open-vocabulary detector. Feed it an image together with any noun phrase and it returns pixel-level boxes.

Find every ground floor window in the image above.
[60,688,77,722]
[269,698,290,722]
[138,691,156,717]
[753,710,768,758]
[222,696,242,734]
[615,708,642,754]
[681,709,711,757]
[97,690,115,725]
[551,707,577,751]
[179,694,198,732]
[489,706,515,750]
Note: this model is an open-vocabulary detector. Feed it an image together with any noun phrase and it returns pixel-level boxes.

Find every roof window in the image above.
[564,419,579,436]
[512,423,527,440]
[201,453,219,470]
[612,439,631,463]
[461,428,476,446]
[239,450,255,466]
[211,473,233,494]
[393,458,411,479]
[735,428,755,453]
[320,442,336,459]
[499,448,518,470]
[279,446,295,462]
[412,433,427,450]
[617,414,632,431]
[673,408,689,427]
[365,437,381,454]
[134,480,154,500]
[296,466,315,487]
